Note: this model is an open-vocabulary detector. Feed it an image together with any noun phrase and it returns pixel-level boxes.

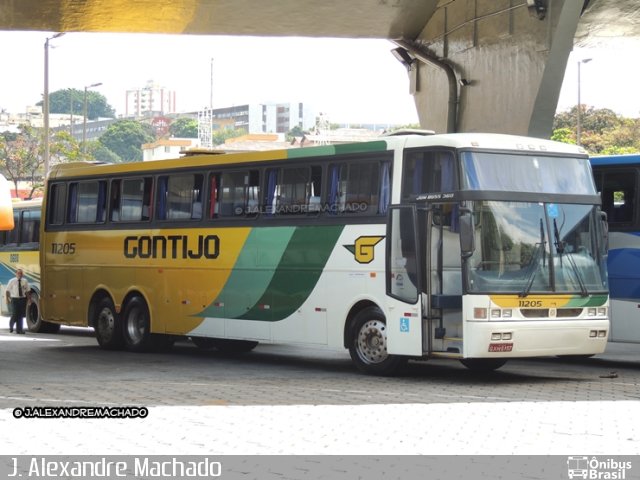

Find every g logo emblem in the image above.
[344,236,384,264]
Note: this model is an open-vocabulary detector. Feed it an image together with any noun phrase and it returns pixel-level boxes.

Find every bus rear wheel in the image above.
[460,358,507,371]
[348,306,407,376]
[122,296,174,352]
[26,291,60,333]
[94,297,124,350]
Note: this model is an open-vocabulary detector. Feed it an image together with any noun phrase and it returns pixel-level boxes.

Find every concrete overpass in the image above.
[0,0,638,137]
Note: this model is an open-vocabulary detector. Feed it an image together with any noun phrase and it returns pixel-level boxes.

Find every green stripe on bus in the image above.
[197,227,296,318]
[565,294,608,308]
[239,225,344,321]
[287,146,336,159]
[333,141,388,155]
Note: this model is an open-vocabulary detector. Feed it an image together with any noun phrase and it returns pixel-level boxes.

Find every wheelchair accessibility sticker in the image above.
[400,317,410,333]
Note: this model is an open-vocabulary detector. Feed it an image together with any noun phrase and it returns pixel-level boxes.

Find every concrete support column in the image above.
[410,0,583,137]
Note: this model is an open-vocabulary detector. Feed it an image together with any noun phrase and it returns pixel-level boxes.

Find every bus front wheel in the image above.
[26,291,60,333]
[348,306,407,376]
[122,296,174,352]
[94,297,124,350]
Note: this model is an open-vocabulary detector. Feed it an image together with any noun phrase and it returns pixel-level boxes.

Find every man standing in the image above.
[5,268,30,334]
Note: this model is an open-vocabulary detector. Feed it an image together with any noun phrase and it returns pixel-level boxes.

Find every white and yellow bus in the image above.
[39,133,610,374]
[0,199,60,333]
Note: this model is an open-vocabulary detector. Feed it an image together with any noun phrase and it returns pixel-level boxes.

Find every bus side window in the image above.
[21,208,40,244]
[219,170,259,217]
[327,161,383,215]
[118,177,152,222]
[71,181,106,224]
[264,166,320,216]
[600,170,637,224]
[48,183,67,226]
[110,180,121,222]
[208,173,220,219]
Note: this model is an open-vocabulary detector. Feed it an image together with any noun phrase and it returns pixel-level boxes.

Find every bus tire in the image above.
[460,358,507,371]
[348,306,407,376]
[122,296,172,352]
[26,291,60,333]
[191,337,217,350]
[94,297,124,350]
[212,339,258,354]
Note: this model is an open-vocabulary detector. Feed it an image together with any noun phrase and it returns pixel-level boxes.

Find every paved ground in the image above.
[1,316,639,458]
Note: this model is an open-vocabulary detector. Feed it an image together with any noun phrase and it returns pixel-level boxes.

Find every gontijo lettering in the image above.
[124,235,219,259]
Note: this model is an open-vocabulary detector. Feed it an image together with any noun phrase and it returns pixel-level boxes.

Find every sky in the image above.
[0,31,639,126]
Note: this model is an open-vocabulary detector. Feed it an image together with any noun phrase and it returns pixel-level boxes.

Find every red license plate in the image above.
[488,343,513,352]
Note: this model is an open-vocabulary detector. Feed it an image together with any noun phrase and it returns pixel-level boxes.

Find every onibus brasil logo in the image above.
[567,456,632,479]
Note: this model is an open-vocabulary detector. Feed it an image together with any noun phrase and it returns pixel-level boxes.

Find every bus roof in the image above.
[590,154,640,167]
[47,133,589,179]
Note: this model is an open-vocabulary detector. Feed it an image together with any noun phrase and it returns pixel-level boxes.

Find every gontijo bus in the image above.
[39,133,609,374]
[590,153,640,343]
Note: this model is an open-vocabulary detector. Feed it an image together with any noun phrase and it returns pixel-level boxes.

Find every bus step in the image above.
[429,352,463,359]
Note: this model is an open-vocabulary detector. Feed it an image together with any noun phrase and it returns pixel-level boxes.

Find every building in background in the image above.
[142,138,196,161]
[207,102,315,134]
[125,80,176,118]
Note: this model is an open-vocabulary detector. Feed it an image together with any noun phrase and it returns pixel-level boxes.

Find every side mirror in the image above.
[459,212,475,257]
[600,210,608,254]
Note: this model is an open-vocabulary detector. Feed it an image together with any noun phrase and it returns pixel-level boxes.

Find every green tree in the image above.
[552,106,640,154]
[50,130,84,163]
[87,141,122,163]
[98,120,154,162]
[212,128,246,146]
[550,127,576,144]
[553,106,622,134]
[0,126,43,198]
[0,126,84,198]
[169,117,198,138]
[38,88,116,120]
[286,125,306,141]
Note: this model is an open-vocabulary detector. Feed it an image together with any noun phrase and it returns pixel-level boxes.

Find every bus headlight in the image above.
[597,307,607,317]
[587,308,597,316]
[490,308,512,319]
[474,308,487,319]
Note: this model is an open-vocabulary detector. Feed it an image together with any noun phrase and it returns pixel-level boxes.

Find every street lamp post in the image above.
[43,32,65,177]
[576,58,592,146]
[82,82,103,152]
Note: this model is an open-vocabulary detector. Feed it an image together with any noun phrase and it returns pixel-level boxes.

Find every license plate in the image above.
[488,343,513,352]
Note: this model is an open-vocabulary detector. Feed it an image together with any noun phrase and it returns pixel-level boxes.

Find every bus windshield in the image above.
[467,201,608,295]
[461,152,596,195]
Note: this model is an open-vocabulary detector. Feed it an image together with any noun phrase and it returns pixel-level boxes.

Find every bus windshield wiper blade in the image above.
[519,242,543,298]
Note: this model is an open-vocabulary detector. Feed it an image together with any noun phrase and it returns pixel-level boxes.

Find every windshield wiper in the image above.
[520,219,546,298]
[519,243,543,298]
[518,219,547,297]
[553,218,588,297]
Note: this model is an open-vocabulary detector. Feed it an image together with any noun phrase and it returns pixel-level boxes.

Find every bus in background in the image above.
[39,133,609,375]
[0,199,60,333]
[591,153,640,343]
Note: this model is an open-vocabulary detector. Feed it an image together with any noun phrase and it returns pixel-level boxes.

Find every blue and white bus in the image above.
[591,154,640,343]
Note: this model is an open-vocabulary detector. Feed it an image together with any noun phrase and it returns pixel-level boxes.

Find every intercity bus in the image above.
[590,153,640,343]
[0,198,60,333]
[38,133,609,374]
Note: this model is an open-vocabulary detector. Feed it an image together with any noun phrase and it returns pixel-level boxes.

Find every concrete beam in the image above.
[408,0,585,137]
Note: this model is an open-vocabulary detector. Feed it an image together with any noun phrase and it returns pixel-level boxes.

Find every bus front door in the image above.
[385,205,423,356]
